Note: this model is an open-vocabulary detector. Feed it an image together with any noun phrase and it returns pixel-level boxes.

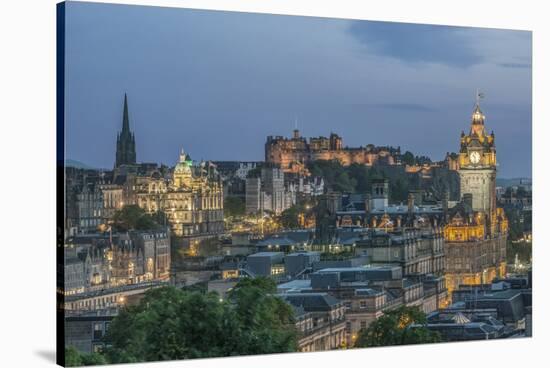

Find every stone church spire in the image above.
[115,93,137,167]
[122,93,130,135]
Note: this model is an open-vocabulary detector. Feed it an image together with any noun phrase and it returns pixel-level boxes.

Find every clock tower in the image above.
[458,97,497,216]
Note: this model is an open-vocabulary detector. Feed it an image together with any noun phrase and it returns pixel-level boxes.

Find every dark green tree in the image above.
[65,347,82,367]
[354,306,440,347]
[227,278,298,355]
[103,280,297,364]
[80,353,107,366]
[415,155,432,165]
[279,205,302,229]
[402,151,416,166]
[334,171,357,193]
[224,196,245,217]
[366,167,384,182]
[504,208,524,241]
[151,210,168,227]
[104,287,242,363]
[390,177,408,203]
[507,239,532,264]
[112,205,160,231]
[347,163,369,193]
[64,346,107,367]
[308,160,347,192]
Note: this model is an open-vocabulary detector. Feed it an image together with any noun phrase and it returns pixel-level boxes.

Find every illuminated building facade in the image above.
[64,230,171,294]
[136,150,224,249]
[245,166,296,215]
[444,100,508,293]
[333,184,446,284]
[265,130,401,173]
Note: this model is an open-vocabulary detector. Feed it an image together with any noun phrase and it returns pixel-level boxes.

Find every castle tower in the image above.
[458,92,497,217]
[329,133,343,150]
[115,93,137,167]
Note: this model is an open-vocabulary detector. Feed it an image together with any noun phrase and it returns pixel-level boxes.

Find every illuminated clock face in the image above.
[469,151,481,164]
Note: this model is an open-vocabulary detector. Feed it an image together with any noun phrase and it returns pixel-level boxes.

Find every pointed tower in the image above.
[458,91,497,216]
[115,93,137,167]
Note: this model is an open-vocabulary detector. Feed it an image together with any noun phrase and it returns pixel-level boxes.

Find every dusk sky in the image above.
[65,2,532,178]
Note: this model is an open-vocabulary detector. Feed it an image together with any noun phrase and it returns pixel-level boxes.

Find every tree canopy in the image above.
[401,151,415,166]
[112,205,161,232]
[308,160,357,193]
[354,306,440,348]
[104,287,241,363]
[224,196,245,217]
[279,205,302,229]
[227,278,297,355]
[278,201,315,229]
[92,278,297,365]
[307,160,410,202]
[65,347,107,367]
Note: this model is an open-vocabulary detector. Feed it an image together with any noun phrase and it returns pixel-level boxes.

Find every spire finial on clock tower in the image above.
[475,88,483,107]
[471,90,486,133]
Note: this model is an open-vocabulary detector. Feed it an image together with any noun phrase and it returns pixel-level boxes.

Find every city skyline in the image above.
[65,2,531,178]
[59,3,533,364]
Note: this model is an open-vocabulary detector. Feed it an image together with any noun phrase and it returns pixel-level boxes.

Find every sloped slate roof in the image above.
[282,293,342,312]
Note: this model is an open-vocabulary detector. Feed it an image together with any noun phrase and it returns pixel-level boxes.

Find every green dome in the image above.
[175,149,192,174]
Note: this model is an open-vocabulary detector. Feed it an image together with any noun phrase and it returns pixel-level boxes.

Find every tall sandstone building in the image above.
[443,100,508,294]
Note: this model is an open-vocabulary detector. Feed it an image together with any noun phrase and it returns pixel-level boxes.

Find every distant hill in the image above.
[65,159,96,170]
[496,178,531,188]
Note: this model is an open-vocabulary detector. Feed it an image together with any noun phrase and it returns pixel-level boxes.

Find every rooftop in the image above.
[282,293,343,311]
[277,279,312,292]
[247,252,284,258]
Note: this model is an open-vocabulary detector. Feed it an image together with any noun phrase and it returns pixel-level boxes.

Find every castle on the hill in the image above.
[265,130,401,173]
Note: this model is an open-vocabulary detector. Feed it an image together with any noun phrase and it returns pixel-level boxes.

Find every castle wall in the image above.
[265,133,400,172]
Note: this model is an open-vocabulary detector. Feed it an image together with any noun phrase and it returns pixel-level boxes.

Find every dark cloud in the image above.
[348,21,484,68]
